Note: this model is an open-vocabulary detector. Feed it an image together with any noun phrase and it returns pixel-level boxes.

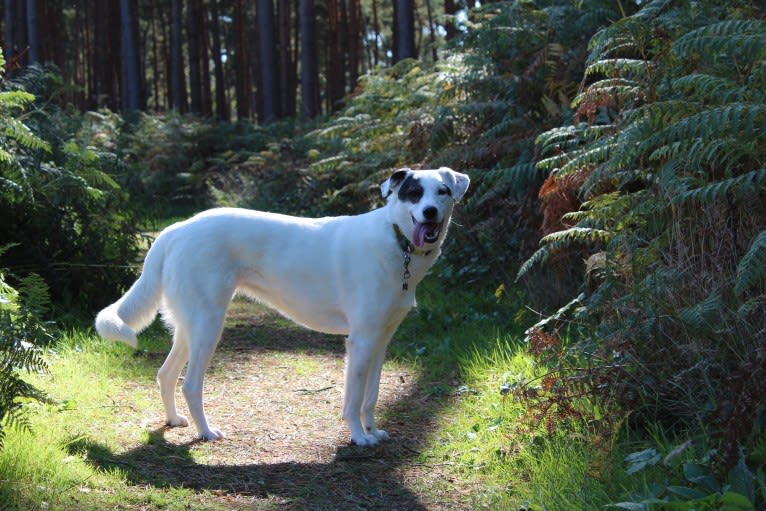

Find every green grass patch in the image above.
[2,282,649,510]
[0,330,230,511]
[391,281,645,509]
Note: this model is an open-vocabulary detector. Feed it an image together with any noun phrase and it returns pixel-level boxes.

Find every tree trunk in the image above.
[299,0,319,119]
[120,0,142,112]
[4,0,28,75]
[234,0,252,120]
[257,0,279,123]
[210,0,228,120]
[325,0,344,112]
[444,0,457,40]
[187,0,203,114]
[150,0,161,110]
[26,0,40,64]
[424,0,437,62]
[4,0,15,72]
[199,3,212,117]
[277,0,295,117]
[170,0,187,112]
[394,0,415,62]
[371,0,379,66]
[347,0,360,88]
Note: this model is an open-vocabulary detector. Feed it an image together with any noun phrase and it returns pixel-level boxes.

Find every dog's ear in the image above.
[380,168,411,199]
[438,167,470,202]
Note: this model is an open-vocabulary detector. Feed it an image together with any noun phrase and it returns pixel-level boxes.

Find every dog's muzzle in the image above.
[412,217,443,247]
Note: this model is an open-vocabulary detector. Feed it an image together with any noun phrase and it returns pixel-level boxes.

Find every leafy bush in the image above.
[0,59,139,313]
[614,442,765,510]
[518,0,766,470]
[0,258,54,449]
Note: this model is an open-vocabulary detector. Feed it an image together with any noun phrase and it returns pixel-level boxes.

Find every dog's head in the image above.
[380,167,470,248]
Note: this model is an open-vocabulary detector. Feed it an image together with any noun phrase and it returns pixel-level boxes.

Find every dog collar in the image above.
[392,224,432,291]
[393,224,433,257]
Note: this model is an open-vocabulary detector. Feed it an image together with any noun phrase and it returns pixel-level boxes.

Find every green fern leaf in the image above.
[677,288,723,336]
[572,78,641,109]
[516,246,550,281]
[3,118,50,153]
[735,229,766,296]
[585,59,650,80]
[18,274,51,316]
[672,20,766,61]
[540,227,612,251]
[671,74,749,105]
[557,140,616,178]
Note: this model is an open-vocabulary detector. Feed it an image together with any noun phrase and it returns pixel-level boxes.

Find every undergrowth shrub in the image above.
[518,0,766,472]
[0,257,54,450]
[0,59,139,313]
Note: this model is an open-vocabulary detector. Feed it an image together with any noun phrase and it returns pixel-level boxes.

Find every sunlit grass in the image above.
[0,330,230,511]
[1,284,639,510]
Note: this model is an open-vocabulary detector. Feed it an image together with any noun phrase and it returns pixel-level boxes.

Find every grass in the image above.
[0,331,224,511]
[0,279,643,510]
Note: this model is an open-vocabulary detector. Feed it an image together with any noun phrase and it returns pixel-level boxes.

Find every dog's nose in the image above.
[422,206,438,220]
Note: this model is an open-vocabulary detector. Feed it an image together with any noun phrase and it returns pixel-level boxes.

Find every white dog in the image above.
[96,167,469,446]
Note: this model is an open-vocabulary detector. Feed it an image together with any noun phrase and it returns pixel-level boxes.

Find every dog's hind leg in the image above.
[361,340,390,441]
[157,328,190,428]
[181,309,227,441]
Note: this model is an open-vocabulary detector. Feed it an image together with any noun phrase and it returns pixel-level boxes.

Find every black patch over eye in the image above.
[407,188,424,201]
[397,175,424,203]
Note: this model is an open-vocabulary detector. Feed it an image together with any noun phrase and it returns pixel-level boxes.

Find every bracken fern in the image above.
[518,0,766,471]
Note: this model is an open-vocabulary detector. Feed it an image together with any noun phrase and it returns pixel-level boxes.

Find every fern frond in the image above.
[585,59,651,80]
[671,73,750,105]
[676,171,766,204]
[540,226,612,251]
[481,112,525,142]
[557,139,616,178]
[672,20,766,60]
[735,229,766,296]
[310,155,346,173]
[538,124,616,158]
[651,137,759,175]
[3,118,50,153]
[0,147,13,164]
[0,90,36,110]
[572,78,641,109]
[632,0,672,20]
[467,162,543,207]
[642,104,766,153]
[677,288,723,336]
[516,245,550,281]
[18,273,51,316]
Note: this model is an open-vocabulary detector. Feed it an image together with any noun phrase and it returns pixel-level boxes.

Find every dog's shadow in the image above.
[68,414,434,509]
[78,308,450,508]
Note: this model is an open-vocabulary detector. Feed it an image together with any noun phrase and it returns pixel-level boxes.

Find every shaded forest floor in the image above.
[73,299,480,510]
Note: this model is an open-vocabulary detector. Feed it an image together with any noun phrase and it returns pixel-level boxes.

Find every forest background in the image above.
[1,0,766,509]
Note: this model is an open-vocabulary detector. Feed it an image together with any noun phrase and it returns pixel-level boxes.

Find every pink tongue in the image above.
[413,222,427,248]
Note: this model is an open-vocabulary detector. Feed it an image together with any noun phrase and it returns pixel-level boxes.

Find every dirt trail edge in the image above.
[95,300,477,510]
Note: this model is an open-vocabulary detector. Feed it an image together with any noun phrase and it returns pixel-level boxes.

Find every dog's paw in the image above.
[370,428,389,441]
[351,433,381,447]
[165,414,189,428]
[198,428,225,441]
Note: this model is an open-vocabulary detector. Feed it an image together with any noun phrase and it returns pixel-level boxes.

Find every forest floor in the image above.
[76,299,481,510]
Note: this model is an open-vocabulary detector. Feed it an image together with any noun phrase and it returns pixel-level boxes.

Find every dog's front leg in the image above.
[343,334,385,446]
[361,341,390,441]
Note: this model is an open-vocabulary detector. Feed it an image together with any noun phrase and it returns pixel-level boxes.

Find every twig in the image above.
[294,386,334,395]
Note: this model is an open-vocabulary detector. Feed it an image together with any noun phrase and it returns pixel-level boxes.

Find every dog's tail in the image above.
[95,236,166,349]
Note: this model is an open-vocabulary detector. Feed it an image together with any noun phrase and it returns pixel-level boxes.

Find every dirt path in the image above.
[101,300,476,510]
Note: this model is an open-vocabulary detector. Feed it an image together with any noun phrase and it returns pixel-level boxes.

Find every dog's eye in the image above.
[407,189,423,201]
[438,187,452,196]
